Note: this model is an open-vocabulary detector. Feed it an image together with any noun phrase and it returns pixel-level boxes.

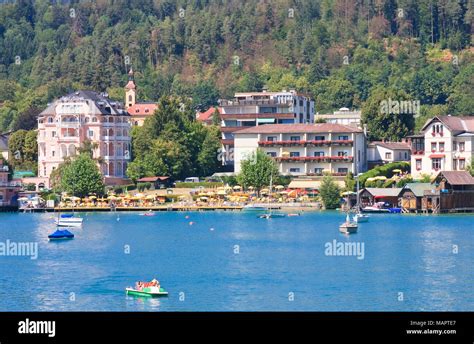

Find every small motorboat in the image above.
[242,204,268,212]
[287,213,301,217]
[48,229,74,241]
[139,210,155,216]
[126,279,168,298]
[339,214,358,234]
[353,213,369,223]
[55,216,83,227]
[258,213,286,219]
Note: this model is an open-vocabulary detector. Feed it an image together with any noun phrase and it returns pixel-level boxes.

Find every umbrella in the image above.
[260,188,269,193]
[89,195,97,199]
[341,191,356,196]
[392,169,402,173]
[275,185,285,190]
[217,190,227,196]
[70,196,80,201]
[233,185,242,190]
[366,177,376,182]
[146,194,156,200]
[248,186,254,190]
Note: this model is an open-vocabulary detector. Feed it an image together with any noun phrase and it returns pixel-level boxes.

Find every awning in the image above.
[429,154,445,158]
[288,179,345,189]
[257,118,276,124]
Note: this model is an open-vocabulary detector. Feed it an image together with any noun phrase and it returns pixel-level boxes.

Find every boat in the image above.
[339,214,358,234]
[60,214,74,218]
[48,229,74,241]
[126,279,168,297]
[287,213,301,217]
[139,210,155,216]
[353,213,369,223]
[258,213,286,219]
[361,202,391,213]
[55,217,83,227]
[242,204,268,211]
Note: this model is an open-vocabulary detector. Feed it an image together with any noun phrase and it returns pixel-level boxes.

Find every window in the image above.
[129,95,132,101]
[52,150,55,157]
[289,168,300,173]
[88,130,94,138]
[358,150,360,162]
[314,168,324,174]
[398,152,402,159]
[44,167,46,176]
[453,141,457,151]
[48,117,53,123]
[315,135,325,141]
[431,142,437,151]
[453,159,458,170]
[85,117,90,123]
[290,136,300,141]
[459,142,465,152]
[337,151,348,157]
[439,142,445,152]
[404,152,408,159]
[290,152,300,157]
[92,117,98,123]
[314,151,325,157]
[338,168,349,173]
[338,135,349,140]
[385,152,392,160]
[432,158,442,170]
[51,131,56,138]
[267,152,277,157]
[459,159,466,170]
[267,136,277,142]
[416,159,422,171]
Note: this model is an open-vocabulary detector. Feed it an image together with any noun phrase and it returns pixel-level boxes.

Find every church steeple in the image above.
[124,67,136,109]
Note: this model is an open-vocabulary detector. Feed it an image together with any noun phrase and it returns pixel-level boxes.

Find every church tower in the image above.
[124,68,136,109]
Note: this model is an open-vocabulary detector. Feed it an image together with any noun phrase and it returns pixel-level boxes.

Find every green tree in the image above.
[319,175,341,209]
[237,149,279,191]
[197,125,222,176]
[60,153,104,197]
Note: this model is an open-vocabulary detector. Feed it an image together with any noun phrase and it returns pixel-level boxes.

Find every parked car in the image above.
[184,177,200,183]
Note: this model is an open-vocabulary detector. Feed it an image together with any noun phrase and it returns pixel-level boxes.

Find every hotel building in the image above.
[218,90,315,165]
[408,116,474,179]
[233,123,367,176]
[37,91,131,183]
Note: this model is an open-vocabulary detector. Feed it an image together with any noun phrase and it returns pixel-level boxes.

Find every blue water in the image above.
[0,211,472,311]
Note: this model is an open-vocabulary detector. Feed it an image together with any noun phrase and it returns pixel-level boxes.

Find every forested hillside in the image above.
[0,0,473,138]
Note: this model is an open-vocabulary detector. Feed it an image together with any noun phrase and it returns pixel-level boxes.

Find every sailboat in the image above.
[49,194,75,240]
[339,213,358,234]
[258,174,285,219]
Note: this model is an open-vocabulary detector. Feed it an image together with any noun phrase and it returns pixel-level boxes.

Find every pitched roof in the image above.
[435,171,474,185]
[125,80,136,90]
[401,183,432,197]
[39,90,129,117]
[371,141,410,150]
[234,123,363,134]
[362,187,402,197]
[421,116,474,135]
[127,102,158,116]
[197,107,221,122]
[137,176,169,182]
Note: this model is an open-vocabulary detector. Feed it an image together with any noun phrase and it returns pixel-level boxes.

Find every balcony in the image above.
[274,156,353,163]
[0,181,22,187]
[220,113,294,120]
[58,136,79,142]
[259,140,353,147]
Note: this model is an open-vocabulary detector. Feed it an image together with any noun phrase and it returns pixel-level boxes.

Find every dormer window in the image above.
[145,109,149,113]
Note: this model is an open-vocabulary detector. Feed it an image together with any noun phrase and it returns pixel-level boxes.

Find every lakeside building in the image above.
[196,106,221,126]
[367,141,411,169]
[124,68,158,126]
[0,159,20,207]
[233,123,367,176]
[314,108,362,127]
[218,90,315,165]
[408,116,474,179]
[0,132,9,160]
[37,91,131,185]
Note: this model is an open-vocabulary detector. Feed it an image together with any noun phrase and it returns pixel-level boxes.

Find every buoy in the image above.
[185,215,190,219]
[189,222,194,225]
[210,228,215,231]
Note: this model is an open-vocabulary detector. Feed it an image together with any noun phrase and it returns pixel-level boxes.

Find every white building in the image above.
[408,116,474,179]
[367,141,411,168]
[234,123,367,176]
[314,108,362,127]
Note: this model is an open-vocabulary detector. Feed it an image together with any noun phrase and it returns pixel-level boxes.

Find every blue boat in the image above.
[60,214,74,218]
[48,229,74,241]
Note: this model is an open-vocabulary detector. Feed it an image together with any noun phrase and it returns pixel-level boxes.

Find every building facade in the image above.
[408,116,474,179]
[0,159,20,207]
[314,108,362,127]
[367,141,411,168]
[233,123,367,176]
[218,90,315,165]
[37,91,131,182]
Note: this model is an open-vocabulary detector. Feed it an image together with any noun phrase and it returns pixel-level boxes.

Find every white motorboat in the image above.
[55,217,83,227]
[353,213,369,223]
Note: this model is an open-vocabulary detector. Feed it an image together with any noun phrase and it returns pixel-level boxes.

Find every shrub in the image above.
[137,183,146,192]
[144,182,152,190]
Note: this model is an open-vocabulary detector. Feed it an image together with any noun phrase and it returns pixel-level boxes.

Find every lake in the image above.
[0,210,472,311]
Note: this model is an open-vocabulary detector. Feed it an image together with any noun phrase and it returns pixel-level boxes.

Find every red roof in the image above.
[197,107,221,123]
[234,123,363,134]
[125,80,136,90]
[137,176,169,182]
[128,103,158,116]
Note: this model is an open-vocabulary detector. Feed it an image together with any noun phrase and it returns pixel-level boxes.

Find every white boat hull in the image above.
[339,224,358,234]
[55,221,83,227]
